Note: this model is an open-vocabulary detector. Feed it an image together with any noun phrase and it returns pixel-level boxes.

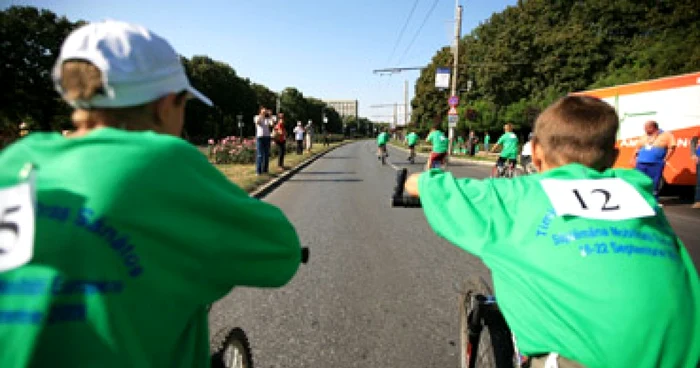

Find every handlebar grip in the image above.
[391,195,422,208]
[301,247,310,264]
[393,168,408,198]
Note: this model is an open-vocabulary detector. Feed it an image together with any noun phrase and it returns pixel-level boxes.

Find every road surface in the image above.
[209,141,699,368]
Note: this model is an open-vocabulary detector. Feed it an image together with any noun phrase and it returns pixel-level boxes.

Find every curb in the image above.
[388,143,496,167]
[250,141,352,199]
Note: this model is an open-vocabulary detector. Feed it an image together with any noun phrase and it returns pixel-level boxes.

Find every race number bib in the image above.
[0,171,36,272]
[540,178,655,220]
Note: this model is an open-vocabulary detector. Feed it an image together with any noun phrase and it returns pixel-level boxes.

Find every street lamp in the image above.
[236,114,243,138]
[323,115,328,133]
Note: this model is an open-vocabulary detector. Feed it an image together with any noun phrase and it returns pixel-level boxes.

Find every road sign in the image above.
[435,68,450,89]
[448,114,459,127]
[448,106,458,115]
[449,96,459,107]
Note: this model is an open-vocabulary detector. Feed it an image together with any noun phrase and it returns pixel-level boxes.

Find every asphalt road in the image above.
[209,141,700,368]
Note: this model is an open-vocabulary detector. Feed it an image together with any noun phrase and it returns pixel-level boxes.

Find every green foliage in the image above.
[411,0,700,134]
[0,6,79,133]
[1,5,359,145]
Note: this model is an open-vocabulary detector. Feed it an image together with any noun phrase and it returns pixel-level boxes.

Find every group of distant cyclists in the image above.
[0,18,697,368]
[377,120,537,177]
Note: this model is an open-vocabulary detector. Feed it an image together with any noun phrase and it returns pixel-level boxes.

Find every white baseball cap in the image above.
[52,20,212,108]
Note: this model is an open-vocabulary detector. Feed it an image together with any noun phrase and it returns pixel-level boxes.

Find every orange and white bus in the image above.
[573,71,700,187]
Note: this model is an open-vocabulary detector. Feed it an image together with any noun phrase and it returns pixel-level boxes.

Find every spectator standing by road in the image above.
[484,132,491,151]
[469,132,479,156]
[305,121,314,152]
[273,113,287,169]
[691,129,700,209]
[631,120,676,200]
[254,107,274,175]
[294,121,304,154]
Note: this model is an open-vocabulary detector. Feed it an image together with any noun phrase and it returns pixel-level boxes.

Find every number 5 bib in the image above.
[540,178,655,220]
[0,165,37,272]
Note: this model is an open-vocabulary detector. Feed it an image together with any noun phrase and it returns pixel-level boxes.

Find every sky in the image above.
[5,0,518,121]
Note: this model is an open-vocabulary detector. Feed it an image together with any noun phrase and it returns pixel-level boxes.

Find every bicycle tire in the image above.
[460,277,492,368]
[490,166,500,178]
[211,327,254,368]
[511,167,524,178]
[459,277,515,368]
[476,310,516,368]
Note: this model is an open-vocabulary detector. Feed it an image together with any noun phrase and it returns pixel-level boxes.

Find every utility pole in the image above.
[404,80,409,126]
[393,103,398,129]
[448,2,462,157]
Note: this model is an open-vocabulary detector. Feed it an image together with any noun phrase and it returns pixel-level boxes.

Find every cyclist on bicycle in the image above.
[404,96,699,367]
[377,128,390,160]
[0,20,302,367]
[490,123,519,177]
[405,130,419,162]
[425,121,448,170]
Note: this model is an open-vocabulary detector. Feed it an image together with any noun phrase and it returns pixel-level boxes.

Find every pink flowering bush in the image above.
[210,136,257,164]
[208,137,297,164]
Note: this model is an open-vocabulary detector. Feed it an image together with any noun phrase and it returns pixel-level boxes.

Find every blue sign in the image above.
[449,96,459,107]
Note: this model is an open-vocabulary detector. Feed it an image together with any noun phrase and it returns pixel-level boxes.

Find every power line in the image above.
[386,0,421,65]
[397,0,441,66]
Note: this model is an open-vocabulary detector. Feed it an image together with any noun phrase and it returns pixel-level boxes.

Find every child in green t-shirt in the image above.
[490,123,519,176]
[404,96,699,367]
[376,129,390,160]
[425,121,449,170]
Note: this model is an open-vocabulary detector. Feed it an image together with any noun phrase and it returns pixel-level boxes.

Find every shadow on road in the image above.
[287,178,363,183]
[297,171,356,175]
[320,156,354,159]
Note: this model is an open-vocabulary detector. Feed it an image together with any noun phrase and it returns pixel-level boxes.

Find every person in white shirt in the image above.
[254,107,274,175]
[520,132,535,173]
[293,121,305,155]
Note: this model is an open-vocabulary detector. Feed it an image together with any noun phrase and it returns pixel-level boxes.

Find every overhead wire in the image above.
[397,0,442,66]
[385,0,421,65]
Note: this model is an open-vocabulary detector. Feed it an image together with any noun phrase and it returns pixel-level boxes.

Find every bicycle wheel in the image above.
[459,277,515,368]
[490,166,500,178]
[211,328,254,368]
[510,167,524,178]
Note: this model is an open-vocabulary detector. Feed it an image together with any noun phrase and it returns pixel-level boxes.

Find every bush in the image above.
[211,136,257,164]
[210,137,304,164]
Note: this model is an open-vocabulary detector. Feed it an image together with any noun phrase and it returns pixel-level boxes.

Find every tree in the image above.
[411,0,700,134]
[0,6,81,132]
[182,56,257,142]
[251,83,277,112]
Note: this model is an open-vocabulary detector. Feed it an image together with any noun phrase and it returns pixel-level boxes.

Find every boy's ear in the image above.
[532,139,545,172]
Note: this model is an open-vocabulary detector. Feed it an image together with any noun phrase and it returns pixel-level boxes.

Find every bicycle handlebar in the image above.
[301,247,310,264]
[391,168,423,208]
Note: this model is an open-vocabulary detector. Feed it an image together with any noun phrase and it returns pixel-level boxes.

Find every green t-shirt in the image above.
[497,132,518,159]
[0,128,302,367]
[418,164,699,368]
[377,132,389,146]
[426,130,448,154]
[406,132,419,146]
[484,135,490,145]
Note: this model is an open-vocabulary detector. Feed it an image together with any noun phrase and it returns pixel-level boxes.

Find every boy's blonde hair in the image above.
[60,60,186,130]
[533,95,619,171]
